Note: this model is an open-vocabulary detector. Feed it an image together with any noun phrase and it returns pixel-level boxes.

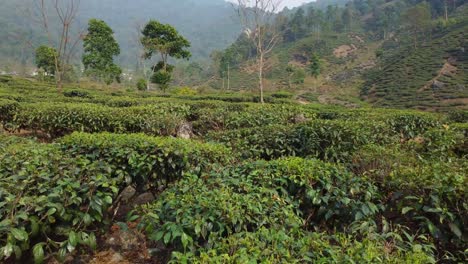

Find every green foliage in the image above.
[35,46,57,76]
[0,99,18,130]
[60,132,231,189]
[176,228,435,263]
[171,86,197,96]
[208,119,392,162]
[0,131,230,262]
[308,53,322,78]
[83,19,122,84]
[151,70,172,93]
[0,77,466,262]
[401,2,432,47]
[141,20,191,91]
[0,142,113,261]
[139,158,379,255]
[385,112,441,139]
[63,90,92,99]
[362,18,468,110]
[3,103,189,138]
[136,79,147,91]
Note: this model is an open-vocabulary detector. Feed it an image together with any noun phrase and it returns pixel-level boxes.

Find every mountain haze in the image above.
[0,0,241,69]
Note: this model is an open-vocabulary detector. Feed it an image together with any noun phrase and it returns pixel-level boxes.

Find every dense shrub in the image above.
[384,113,441,139]
[352,145,467,260]
[207,125,295,160]
[208,119,393,162]
[0,132,231,262]
[63,89,92,98]
[139,158,380,258]
[447,110,468,123]
[0,143,119,262]
[175,228,435,263]
[60,132,231,190]
[451,123,468,157]
[136,79,147,91]
[0,99,18,130]
[193,104,316,135]
[3,103,190,138]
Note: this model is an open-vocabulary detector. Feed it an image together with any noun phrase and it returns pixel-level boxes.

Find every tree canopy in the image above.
[141,20,191,92]
[35,46,57,76]
[82,19,122,84]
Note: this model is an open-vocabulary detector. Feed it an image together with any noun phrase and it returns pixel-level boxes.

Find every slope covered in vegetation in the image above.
[362,9,468,110]
[0,76,466,263]
[211,0,468,110]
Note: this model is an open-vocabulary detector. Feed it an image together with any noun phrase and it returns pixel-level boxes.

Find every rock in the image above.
[177,122,193,139]
[90,250,130,264]
[118,186,136,203]
[292,114,308,124]
[132,192,155,206]
[432,80,445,90]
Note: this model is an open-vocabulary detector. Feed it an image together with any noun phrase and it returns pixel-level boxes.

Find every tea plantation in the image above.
[0,77,467,263]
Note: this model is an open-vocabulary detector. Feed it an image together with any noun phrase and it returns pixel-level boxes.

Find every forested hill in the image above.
[0,0,241,69]
[211,0,468,110]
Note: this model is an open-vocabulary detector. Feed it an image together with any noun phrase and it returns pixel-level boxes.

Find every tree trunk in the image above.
[56,71,63,92]
[444,0,448,22]
[227,64,230,90]
[258,53,264,104]
[314,77,317,93]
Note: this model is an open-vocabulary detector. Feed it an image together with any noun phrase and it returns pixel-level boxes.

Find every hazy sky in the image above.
[226,0,315,9]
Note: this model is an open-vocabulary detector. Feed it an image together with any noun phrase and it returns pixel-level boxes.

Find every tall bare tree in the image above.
[236,0,283,104]
[35,0,83,90]
[132,21,155,90]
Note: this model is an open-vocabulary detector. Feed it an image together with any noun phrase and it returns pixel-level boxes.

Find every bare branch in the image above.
[235,0,283,103]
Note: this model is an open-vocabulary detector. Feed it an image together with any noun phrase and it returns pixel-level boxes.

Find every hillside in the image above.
[0,0,240,69]
[211,0,468,110]
[0,76,467,262]
[362,13,468,111]
[0,1,467,262]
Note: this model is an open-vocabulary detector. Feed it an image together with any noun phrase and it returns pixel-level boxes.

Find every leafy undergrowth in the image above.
[0,80,467,263]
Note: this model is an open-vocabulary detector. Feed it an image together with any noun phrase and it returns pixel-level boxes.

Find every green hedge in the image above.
[0,142,117,262]
[0,99,18,130]
[138,158,379,250]
[208,119,394,162]
[193,104,316,135]
[60,132,232,189]
[3,103,190,138]
[352,145,467,260]
[176,228,434,263]
[0,132,230,262]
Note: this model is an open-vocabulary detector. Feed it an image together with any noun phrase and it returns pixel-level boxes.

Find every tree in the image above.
[236,0,283,104]
[342,7,353,32]
[141,20,191,93]
[286,65,305,89]
[36,0,83,90]
[35,45,57,76]
[82,19,122,85]
[290,8,306,40]
[402,3,432,48]
[308,53,322,92]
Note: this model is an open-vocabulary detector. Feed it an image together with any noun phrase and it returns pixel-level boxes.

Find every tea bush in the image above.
[352,145,467,260]
[193,104,316,135]
[139,158,380,259]
[0,143,119,262]
[0,99,18,130]
[208,119,394,162]
[3,103,190,138]
[60,132,232,190]
[175,228,435,263]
